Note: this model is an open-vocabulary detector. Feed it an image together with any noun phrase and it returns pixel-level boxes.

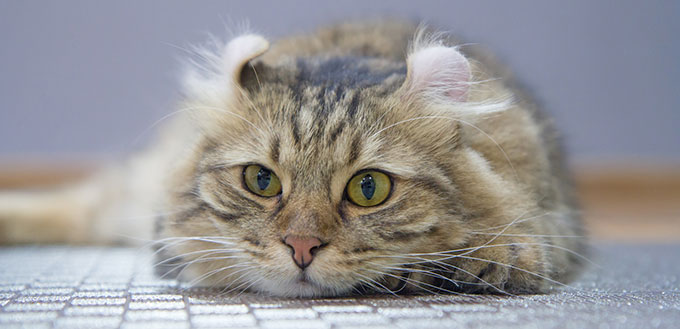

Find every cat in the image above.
[0,21,586,297]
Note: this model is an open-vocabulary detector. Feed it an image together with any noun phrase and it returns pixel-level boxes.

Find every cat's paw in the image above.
[446,237,550,294]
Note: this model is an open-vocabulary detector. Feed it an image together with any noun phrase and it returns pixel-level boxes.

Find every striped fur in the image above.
[0,21,586,297]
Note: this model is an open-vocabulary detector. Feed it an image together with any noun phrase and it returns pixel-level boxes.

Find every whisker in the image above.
[353,275,388,296]
[184,262,255,288]
[382,264,498,289]
[472,211,551,232]
[150,235,238,244]
[146,236,237,259]
[353,272,398,297]
[453,254,574,290]
[406,242,598,267]
[150,236,237,248]
[220,267,259,295]
[233,276,264,297]
[385,254,541,294]
[167,251,249,281]
[157,250,234,280]
[450,208,537,260]
[190,105,268,137]
[132,105,267,147]
[223,266,263,295]
[368,115,518,181]
[470,232,585,238]
[369,262,462,288]
[364,268,462,296]
[153,248,243,267]
[157,254,247,278]
[234,83,275,136]
[372,259,512,296]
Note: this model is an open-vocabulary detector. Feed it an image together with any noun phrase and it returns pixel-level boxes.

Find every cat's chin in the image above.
[252,274,350,298]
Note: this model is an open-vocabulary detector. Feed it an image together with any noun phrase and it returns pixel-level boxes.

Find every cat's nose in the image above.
[284,235,323,270]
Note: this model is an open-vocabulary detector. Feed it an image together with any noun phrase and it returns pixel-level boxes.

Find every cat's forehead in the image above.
[242,56,411,176]
[291,56,407,89]
[247,56,407,97]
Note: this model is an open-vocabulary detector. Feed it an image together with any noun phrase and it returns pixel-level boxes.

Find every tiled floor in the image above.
[0,244,678,328]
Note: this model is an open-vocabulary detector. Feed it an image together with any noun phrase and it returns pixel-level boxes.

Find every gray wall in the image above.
[1,1,679,164]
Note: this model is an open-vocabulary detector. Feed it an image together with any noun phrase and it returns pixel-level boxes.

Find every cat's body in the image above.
[0,21,586,297]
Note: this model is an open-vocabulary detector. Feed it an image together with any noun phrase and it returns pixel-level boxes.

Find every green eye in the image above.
[346,170,392,207]
[243,165,282,197]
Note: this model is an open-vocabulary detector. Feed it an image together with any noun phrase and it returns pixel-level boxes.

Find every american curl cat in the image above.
[0,21,586,297]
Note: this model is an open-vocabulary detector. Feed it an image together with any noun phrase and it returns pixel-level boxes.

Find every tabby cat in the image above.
[0,21,586,297]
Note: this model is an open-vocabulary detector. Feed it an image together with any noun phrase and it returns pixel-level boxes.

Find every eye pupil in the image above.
[360,174,375,200]
[346,170,391,207]
[257,169,271,190]
[244,165,281,197]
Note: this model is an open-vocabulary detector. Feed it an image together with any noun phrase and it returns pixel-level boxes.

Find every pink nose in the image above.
[284,235,323,269]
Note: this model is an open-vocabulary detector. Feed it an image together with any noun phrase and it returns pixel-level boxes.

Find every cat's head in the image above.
[158,32,514,296]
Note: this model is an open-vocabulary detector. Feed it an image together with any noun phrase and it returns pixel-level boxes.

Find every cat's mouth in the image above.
[280,271,336,296]
[296,272,311,283]
[294,271,323,288]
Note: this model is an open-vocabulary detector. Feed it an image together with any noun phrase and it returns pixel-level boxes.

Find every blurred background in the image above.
[1,1,678,240]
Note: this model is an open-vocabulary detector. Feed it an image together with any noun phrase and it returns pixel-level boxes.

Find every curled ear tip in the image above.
[408,45,470,79]
[405,44,472,102]
[228,34,269,50]
[411,45,467,63]
[221,33,270,83]
[222,34,269,62]
[233,33,266,41]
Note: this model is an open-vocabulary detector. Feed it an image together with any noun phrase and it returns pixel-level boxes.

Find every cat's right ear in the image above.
[401,44,471,104]
[398,36,511,117]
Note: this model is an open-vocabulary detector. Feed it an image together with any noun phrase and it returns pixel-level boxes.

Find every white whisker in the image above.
[154,248,243,267]
[353,272,398,296]
[407,242,598,267]
[184,262,255,288]
[454,254,573,290]
[368,115,518,180]
[472,211,551,232]
[146,236,237,259]
[168,251,249,281]
[470,232,584,238]
[132,105,267,147]
[371,259,512,296]
[364,268,461,296]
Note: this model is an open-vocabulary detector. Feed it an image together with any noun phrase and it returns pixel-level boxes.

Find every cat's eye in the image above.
[243,165,282,197]
[346,170,392,207]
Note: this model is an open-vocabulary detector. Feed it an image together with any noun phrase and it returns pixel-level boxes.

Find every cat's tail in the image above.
[0,178,101,244]
[0,164,156,245]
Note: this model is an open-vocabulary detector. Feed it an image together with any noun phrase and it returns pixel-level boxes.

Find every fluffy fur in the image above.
[0,21,586,297]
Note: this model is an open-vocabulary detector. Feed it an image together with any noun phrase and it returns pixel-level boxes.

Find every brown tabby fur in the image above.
[0,21,586,297]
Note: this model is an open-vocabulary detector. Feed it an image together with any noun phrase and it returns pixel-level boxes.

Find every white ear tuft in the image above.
[221,34,269,84]
[405,45,471,102]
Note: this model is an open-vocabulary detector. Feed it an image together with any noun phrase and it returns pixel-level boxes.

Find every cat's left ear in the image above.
[182,34,269,99]
[221,34,269,86]
[401,45,471,103]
